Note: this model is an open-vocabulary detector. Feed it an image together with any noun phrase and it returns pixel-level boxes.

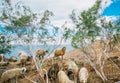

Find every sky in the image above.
[102,0,120,16]
[0,0,119,27]
[0,0,120,45]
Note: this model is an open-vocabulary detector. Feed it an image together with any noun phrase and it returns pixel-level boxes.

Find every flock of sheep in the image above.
[0,46,89,83]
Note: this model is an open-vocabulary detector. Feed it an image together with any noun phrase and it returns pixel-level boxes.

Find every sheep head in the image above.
[62,47,66,52]
[21,67,27,73]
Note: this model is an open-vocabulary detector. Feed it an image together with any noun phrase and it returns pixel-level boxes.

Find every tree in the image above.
[63,0,118,81]
[0,0,61,78]
[0,0,58,54]
[0,33,11,54]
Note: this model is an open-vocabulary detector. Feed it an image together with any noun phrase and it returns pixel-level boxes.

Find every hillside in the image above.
[0,40,120,83]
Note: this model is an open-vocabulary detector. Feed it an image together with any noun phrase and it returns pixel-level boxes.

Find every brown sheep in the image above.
[36,49,48,60]
[54,47,66,60]
[1,67,27,83]
[47,63,60,83]
[8,56,17,62]
[57,70,74,83]
[18,52,28,66]
[79,67,89,83]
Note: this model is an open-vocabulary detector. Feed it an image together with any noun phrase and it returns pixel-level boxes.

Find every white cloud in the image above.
[11,0,97,27]
[10,0,114,28]
[99,0,112,14]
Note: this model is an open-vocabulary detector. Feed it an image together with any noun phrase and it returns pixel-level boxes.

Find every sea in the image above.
[5,45,74,59]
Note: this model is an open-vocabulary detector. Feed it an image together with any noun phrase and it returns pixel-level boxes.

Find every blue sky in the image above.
[0,0,119,45]
[102,0,120,16]
[0,0,120,29]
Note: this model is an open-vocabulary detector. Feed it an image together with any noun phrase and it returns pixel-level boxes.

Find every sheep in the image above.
[57,70,74,83]
[66,69,75,81]
[79,67,89,83]
[0,62,9,66]
[63,60,79,83]
[54,47,66,60]
[0,54,5,62]
[1,67,27,83]
[18,52,29,66]
[36,49,48,60]
[8,56,17,62]
[47,63,60,82]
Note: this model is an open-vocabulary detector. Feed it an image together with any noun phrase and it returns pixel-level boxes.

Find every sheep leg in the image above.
[52,57,54,65]
[61,56,63,61]
[15,76,18,83]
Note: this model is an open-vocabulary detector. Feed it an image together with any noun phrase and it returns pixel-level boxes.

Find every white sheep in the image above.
[0,54,5,62]
[79,67,89,83]
[1,67,27,83]
[57,70,74,83]
[18,52,28,66]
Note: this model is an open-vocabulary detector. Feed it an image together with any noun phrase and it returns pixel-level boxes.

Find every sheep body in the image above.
[9,56,17,62]
[54,47,66,57]
[58,70,74,83]
[63,60,79,83]
[18,52,28,66]
[0,54,5,62]
[19,52,28,60]
[48,63,59,82]
[1,67,26,83]
[79,67,89,83]
[36,49,48,60]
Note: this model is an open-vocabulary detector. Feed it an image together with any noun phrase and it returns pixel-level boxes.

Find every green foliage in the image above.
[11,15,31,27]
[0,33,11,54]
[0,1,58,47]
[40,10,54,26]
[68,0,102,48]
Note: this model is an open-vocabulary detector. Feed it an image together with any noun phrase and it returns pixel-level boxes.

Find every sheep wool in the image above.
[79,67,89,83]
[1,67,26,83]
[36,49,47,59]
[0,54,4,62]
[58,70,74,83]
[18,52,28,66]
[19,52,28,60]
[54,47,66,57]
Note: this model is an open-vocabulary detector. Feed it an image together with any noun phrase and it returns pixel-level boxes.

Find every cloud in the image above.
[99,0,112,14]
[11,0,97,26]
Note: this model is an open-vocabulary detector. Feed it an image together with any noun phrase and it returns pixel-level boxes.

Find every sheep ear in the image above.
[21,68,26,73]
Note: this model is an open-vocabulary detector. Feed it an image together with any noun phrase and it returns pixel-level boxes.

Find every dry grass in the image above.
[1,40,120,83]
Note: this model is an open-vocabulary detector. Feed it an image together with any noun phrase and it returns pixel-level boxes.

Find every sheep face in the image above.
[67,69,74,80]
[62,47,66,51]
[18,52,22,56]
[48,63,60,81]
